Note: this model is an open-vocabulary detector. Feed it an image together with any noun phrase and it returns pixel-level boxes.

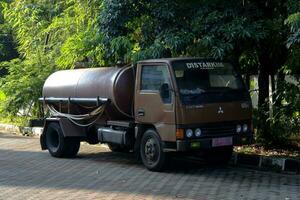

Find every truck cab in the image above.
[134,58,253,169]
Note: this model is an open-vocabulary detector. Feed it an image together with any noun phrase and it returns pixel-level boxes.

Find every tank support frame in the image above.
[39,97,109,106]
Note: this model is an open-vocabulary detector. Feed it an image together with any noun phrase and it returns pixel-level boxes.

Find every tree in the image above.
[0,2,18,62]
[285,0,300,74]
[99,0,299,144]
[99,1,264,63]
[0,0,102,117]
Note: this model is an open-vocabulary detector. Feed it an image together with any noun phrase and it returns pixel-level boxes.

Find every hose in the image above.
[47,104,106,127]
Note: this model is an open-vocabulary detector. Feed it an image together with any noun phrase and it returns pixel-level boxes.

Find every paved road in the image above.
[0,132,299,200]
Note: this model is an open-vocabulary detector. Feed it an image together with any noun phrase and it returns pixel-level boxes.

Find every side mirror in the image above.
[160,83,170,100]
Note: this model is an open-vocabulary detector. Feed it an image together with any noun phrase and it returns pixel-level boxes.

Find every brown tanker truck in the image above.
[40,58,253,171]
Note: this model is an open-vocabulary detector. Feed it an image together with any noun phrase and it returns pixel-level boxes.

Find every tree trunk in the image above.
[271,43,287,115]
[257,56,271,143]
[245,74,250,90]
[271,74,275,96]
[258,67,269,108]
[273,70,285,112]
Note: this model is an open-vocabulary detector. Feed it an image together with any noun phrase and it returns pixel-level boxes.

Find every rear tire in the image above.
[140,129,166,171]
[45,122,80,158]
[203,146,233,165]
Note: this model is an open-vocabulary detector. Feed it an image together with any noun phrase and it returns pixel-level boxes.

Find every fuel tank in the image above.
[42,66,135,119]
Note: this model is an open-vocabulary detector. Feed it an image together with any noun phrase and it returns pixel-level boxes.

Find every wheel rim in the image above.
[144,137,159,165]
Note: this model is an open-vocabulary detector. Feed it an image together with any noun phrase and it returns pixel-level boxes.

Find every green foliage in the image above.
[266,80,300,146]
[0,90,5,101]
[0,2,18,61]
[0,115,32,126]
[286,1,300,72]
[0,57,53,116]
[110,36,132,63]
[50,0,103,68]
[0,0,103,117]
[99,0,267,65]
[0,89,5,116]
[253,69,300,147]
[286,13,300,48]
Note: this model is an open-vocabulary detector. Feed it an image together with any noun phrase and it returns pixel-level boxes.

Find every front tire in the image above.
[45,122,80,158]
[140,129,166,171]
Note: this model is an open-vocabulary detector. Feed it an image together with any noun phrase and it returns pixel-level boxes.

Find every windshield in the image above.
[172,60,248,105]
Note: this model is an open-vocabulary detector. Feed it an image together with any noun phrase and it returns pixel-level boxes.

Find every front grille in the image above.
[201,123,236,136]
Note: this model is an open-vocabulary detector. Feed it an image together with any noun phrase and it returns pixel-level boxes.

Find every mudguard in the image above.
[41,117,87,150]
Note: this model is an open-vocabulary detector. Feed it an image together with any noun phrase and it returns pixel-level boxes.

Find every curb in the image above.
[232,153,300,174]
[0,123,22,135]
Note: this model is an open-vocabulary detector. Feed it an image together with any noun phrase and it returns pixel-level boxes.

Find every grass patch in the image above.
[0,91,5,101]
[235,144,300,160]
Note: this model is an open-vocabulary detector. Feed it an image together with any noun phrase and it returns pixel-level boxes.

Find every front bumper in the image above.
[175,134,253,152]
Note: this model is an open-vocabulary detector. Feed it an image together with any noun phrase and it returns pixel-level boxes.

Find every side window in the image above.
[141,65,172,103]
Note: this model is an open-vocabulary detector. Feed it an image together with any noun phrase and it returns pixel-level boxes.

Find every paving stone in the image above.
[285,159,300,172]
[236,153,261,166]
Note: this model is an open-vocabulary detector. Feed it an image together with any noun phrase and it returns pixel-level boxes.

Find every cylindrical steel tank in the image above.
[43,66,135,120]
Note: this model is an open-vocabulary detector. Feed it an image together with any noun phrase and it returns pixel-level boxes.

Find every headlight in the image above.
[186,129,193,138]
[242,124,248,132]
[195,128,202,137]
[236,125,242,133]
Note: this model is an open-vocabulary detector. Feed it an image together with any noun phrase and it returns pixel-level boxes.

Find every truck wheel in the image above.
[45,122,80,158]
[108,143,131,153]
[203,146,233,165]
[140,129,166,171]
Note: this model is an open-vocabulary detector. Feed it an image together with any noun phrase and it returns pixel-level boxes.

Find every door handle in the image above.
[137,108,145,117]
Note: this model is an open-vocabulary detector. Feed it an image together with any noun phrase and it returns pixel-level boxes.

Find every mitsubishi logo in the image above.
[218,107,224,114]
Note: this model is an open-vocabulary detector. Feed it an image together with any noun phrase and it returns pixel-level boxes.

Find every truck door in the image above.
[135,63,176,142]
